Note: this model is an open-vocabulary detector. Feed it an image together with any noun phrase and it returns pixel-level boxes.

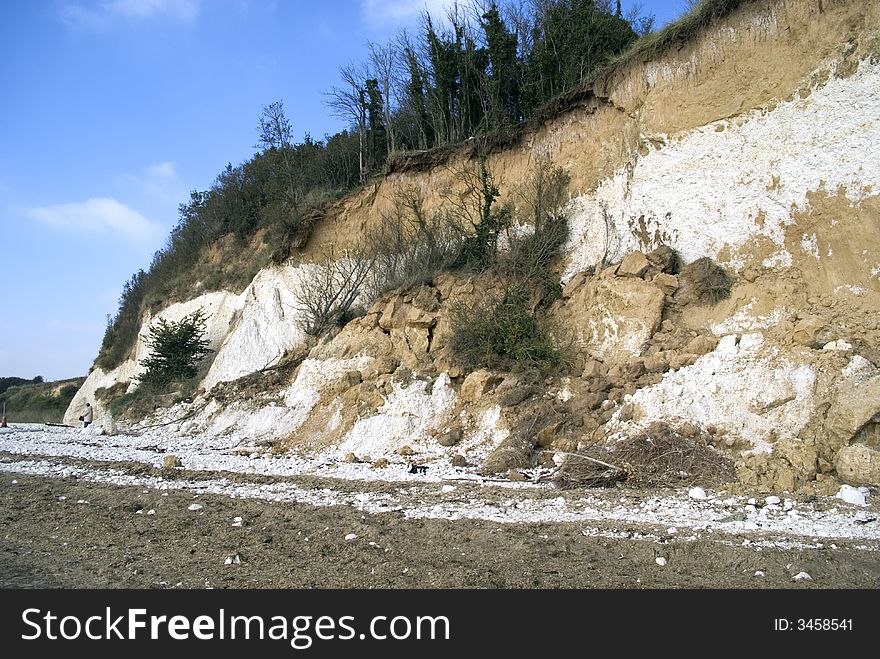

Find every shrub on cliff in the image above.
[450,288,560,371]
[137,310,212,390]
[676,257,734,306]
[450,159,570,372]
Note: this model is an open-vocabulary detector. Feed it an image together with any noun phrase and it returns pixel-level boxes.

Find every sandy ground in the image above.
[1,451,878,589]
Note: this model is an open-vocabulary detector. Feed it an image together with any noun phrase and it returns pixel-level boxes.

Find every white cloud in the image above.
[118,161,186,205]
[359,0,460,30]
[61,0,200,29]
[26,198,163,245]
[146,161,176,178]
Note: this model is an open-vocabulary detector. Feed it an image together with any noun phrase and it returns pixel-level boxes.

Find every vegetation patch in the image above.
[449,158,571,373]
[676,256,734,306]
[0,377,85,424]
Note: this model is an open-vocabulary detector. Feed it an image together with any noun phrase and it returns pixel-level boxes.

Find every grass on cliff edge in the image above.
[605,0,748,69]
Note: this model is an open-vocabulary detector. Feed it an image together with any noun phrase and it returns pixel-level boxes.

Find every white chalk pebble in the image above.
[188,503,203,511]
[655,557,667,567]
[147,509,155,515]
[344,533,358,541]
[792,572,812,582]
[754,571,765,577]
[232,516,243,527]
[688,487,707,500]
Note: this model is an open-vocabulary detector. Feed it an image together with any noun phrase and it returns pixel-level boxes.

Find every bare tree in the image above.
[324,63,369,185]
[256,100,300,210]
[292,247,374,336]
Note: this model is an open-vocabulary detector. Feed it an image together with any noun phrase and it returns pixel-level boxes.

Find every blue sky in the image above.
[0,0,690,381]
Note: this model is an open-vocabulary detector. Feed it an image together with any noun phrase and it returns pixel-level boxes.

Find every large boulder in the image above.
[824,356,880,449]
[555,276,665,363]
[835,444,880,485]
[460,370,504,403]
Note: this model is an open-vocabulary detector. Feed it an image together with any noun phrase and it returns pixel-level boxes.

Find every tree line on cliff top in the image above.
[97,0,651,371]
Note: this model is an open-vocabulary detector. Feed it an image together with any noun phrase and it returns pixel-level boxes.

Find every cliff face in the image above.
[67,0,880,493]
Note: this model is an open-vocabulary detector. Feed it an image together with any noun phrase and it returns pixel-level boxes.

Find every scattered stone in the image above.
[754,571,765,577]
[655,557,667,567]
[460,370,503,402]
[397,445,415,457]
[835,485,868,506]
[581,359,606,380]
[163,455,182,470]
[652,273,679,295]
[617,251,650,278]
[334,370,363,393]
[343,452,361,463]
[680,422,699,438]
[371,458,390,469]
[606,361,645,387]
[344,533,358,541]
[791,316,832,347]
[668,353,698,370]
[441,485,456,494]
[232,516,243,527]
[507,469,528,482]
[147,509,155,516]
[792,572,812,582]
[536,423,563,448]
[765,496,781,506]
[688,487,708,500]
[643,353,669,374]
[451,454,468,468]
[822,340,852,351]
[685,335,717,356]
[583,393,606,411]
[556,277,664,362]
[438,427,462,447]
[188,503,203,511]
[497,386,535,407]
[224,554,241,565]
[617,403,634,422]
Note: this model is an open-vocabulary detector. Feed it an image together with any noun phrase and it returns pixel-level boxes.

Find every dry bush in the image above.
[363,186,464,300]
[676,256,733,306]
[292,247,374,336]
[554,422,735,489]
